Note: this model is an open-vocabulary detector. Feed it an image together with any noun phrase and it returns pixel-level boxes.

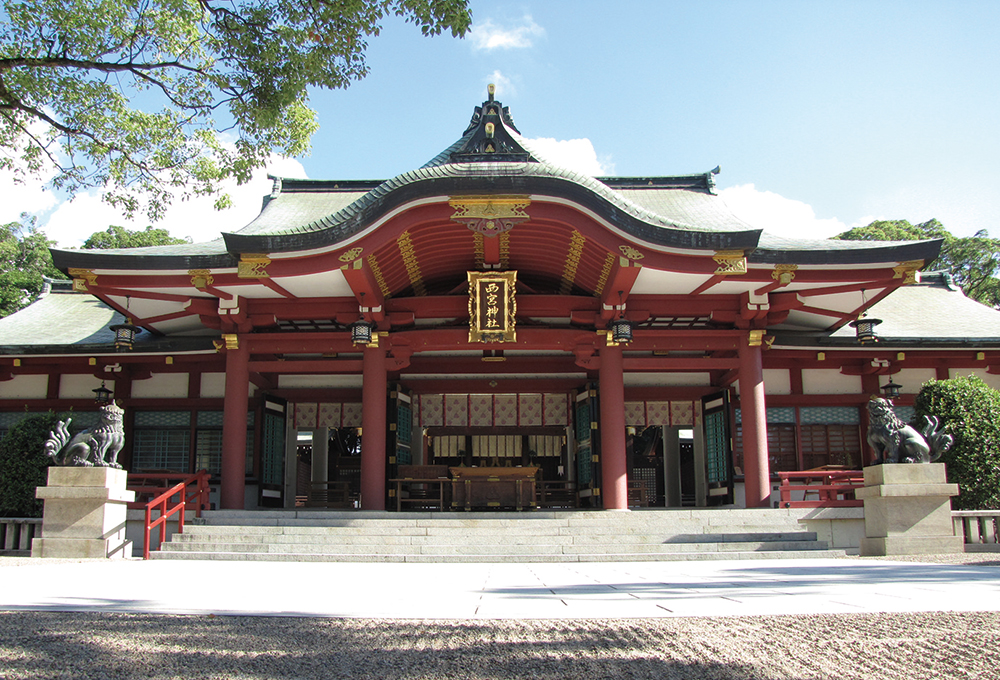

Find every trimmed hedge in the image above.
[914,375,1000,510]
[0,413,59,517]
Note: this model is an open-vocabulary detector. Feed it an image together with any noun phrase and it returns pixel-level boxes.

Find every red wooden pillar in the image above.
[361,344,387,510]
[599,342,628,510]
[738,339,770,508]
[221,337,249,510]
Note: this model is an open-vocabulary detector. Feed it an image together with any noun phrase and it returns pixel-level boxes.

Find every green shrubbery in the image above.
[0,412,59,517]
[914,375,1000,510]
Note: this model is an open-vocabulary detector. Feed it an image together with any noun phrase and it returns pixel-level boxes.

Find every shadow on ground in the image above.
[1,610,998,680]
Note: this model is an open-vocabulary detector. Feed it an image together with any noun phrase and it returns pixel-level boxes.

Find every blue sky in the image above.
[10,0,1000,247]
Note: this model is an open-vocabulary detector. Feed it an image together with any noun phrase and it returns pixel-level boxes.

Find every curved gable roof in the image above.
[51,88,942,274]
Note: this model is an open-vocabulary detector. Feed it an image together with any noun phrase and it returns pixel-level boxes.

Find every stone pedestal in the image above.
[32,467,135,559]
[856,463,962,556]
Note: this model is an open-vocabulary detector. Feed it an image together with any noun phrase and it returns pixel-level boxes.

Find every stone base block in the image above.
[860,534,965,557]
[45,466,129,488]
[859,463,961,557]
[31,536,132,559]
[34,466,135,559]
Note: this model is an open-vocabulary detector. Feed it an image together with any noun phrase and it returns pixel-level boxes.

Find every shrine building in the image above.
[4,86,1000,513]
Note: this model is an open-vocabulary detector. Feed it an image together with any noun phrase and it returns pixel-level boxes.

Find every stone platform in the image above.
[32,467,134,559]
[856,463,963,556]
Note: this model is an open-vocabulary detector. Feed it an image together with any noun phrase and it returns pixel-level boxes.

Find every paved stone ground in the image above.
[1,610,998,679]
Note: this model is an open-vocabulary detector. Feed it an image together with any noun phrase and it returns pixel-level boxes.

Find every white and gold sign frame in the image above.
[468,270,517,343]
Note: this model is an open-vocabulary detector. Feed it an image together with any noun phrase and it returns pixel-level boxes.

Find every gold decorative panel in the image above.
[560,231,587,294]
[68,268,97,291]
[468,270,517,343]
[450,195,530,236]
[893,260,924,285]
[593,252,616,297]
[237,254,270,278]
[397,231,425,296]
[771,264,797,284]
[713,250,747,275]
[189,269,213,289]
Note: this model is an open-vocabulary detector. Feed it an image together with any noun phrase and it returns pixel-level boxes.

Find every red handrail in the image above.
[140,470,211,559]
[777,470,864,508]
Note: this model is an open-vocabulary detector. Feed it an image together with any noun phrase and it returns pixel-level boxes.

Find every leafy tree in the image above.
[835,219,1000,307]
[914,375,1000,510]
[0,0,472,221]
[82,225,190,249]
[0,412,59,517]
[0,216,65,318]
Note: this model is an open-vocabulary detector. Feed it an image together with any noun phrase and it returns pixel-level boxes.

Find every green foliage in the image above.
[0,412,59,517]
[0,215,65,318]
[835,219,1000,307]
[0,0,472,221]
[82,225,190,249]
[914,375,1000,510]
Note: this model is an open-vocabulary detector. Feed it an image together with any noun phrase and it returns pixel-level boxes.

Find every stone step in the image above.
[163,541,827,555]
[191,517,811,532]
[151,549,847,563]
[156,509,836,563]
[172,530,818,547]
[195,509,815,527]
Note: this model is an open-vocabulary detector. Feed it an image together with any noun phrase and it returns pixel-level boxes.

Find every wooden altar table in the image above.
[449,466,538,511]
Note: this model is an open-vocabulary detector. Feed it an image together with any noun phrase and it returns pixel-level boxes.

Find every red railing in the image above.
[777,470,864,508]
[129,471,211,559]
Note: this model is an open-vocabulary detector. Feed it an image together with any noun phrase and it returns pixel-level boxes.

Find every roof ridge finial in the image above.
[488,83,495,102]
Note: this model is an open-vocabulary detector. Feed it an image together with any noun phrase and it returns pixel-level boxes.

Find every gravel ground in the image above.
[1,610,998,679]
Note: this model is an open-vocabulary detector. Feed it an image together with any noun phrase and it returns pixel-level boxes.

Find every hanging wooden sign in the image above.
[468,271,517,343]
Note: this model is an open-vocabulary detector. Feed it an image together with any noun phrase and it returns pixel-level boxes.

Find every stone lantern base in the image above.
[856,463,963,556]
[31,467,135,559]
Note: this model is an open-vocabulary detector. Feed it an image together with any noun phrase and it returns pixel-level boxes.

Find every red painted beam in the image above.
[600,259,643,319]
[248,359,365,374]
[340,258,386,316]
[622,357,740,371]
[404,356,581,375]
[406,378,588,394]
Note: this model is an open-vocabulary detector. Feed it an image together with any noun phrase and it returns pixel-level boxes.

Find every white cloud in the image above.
[526,137,612,176]
[0,167,59,225]
[40,155,308,248]
[718,183,848,239]
[469,16,545,50]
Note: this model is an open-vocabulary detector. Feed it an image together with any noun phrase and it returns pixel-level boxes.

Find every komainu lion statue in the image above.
[867,397,953,464]
[43,403,125,468]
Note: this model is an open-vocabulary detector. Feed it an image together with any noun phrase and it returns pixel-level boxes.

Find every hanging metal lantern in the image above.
[849,315,882,344]
[350,318,376,346]
[610,316,634,344]
[92,381,113,405]
[109,319,140,351]
[881,378,902,400]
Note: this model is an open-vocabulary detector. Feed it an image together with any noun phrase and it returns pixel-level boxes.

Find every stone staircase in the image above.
[150,508,847,562]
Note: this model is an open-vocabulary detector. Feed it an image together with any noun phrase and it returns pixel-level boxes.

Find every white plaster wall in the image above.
[130,373,189,399]
[624,372,711,387]
[763,369,791,395]
[58,374,102,399]
[0,374,47,399]
[278,375,363,389]
[960,368,1000,391]
[801,369,862,395]
[200,373,227,398]
[894,368,938,394]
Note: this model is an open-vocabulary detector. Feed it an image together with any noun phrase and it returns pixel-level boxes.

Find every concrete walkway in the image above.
[2,556,999,619]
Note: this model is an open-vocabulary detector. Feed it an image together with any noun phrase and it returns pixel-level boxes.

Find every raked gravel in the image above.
[0,610,998,679]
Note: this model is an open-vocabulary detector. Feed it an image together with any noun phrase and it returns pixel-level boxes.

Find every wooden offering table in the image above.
[450,466,538,511]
